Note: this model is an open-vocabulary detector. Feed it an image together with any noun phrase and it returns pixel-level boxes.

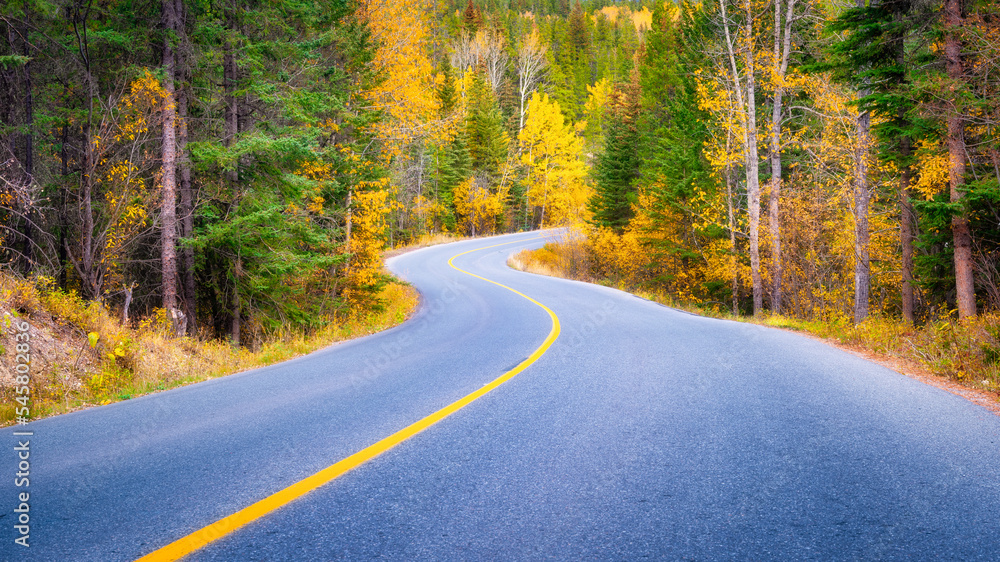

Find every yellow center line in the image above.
[137,236,560,561]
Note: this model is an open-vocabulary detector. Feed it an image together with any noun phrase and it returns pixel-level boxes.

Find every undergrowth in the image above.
[384,232,466,259]
[0,272,418,425]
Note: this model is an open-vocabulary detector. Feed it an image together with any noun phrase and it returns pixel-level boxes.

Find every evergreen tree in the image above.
[636,2,713,240]
[628,1,723,303]
[463,0,483,33]
[466,69,509,178]
[189,0,384,340]
[437,59,459,117]
[565,1,593,118]
[825,0,930,321]
[434,59,468,229]
[589,74,641,232]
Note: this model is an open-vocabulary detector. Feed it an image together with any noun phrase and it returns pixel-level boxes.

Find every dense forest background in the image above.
[2,0,999,348]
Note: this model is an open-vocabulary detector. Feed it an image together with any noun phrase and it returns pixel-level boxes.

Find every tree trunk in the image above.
[224,7,241,343]
[851,0,873,323]
[769,97,783,315]
[71,0,99,298]
[768,0,795,314]
[223,17,238,186]
[345,187,353,252]
[721,0,762,316]
[854,105,871,323]
[175,0,197,335]
[900,138,916,324]
[231,270,241,347]
[743,0,762,316]
[893,5,916,325]
[59,124,69,287]
[944,0,976,319]
[726,156,739,316]
[161,0,180,330]
[540,170,549,228]
[19,9,34,272]
[122,283,133,325]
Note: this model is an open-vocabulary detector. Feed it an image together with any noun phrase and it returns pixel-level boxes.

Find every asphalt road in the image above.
[4,230,1000,560]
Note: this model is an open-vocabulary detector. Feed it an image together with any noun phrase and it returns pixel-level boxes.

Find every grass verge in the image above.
[0,273,418,426]
[509,242,1000,412]
[384,232,466,260]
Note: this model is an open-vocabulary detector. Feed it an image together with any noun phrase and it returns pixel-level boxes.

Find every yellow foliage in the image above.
[581,77,613,145]
[595,6,653,32]
[913,139,950,200]
[344,184,391,310]
[631,7,653,31]
[357,0,438,159]
[0,269,419,424]
[631,188,719,304]
[453,177,507,236]
[410,194,450,234]
[686,68,904,318]
[519,92,591,226]
[299,159,334,182]
[586,227,645,286]
[291,159,335,218]
[96,70,166,293]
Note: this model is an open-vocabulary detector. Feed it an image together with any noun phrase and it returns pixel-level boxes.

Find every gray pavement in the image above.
[4,230,1000,560]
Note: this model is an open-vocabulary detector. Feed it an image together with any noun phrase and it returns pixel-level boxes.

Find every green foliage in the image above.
[0,55,30,68]
[179,0,384,339]
[821,0,932,167]
[465,70,509,177]
[634,2,714,257]
[437,59,459,117]
[589,77,641,232]
[436,136,471,229]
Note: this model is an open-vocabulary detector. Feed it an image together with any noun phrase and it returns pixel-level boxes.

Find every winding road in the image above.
[4,230,1000,560]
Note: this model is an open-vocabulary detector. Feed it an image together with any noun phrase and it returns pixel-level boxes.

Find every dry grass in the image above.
[508,246,566,279]
[0,271,418,425]
[384,232,466,259]
[508,235,594,282]
[762,314,1000,392]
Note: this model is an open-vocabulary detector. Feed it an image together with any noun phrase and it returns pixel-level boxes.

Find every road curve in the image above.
[4,230,1000,560]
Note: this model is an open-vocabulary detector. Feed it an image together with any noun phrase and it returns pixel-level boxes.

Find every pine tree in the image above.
[636,2,714,257]
[437,136,471,230]
[466,69,509,178]
[589,74,641,233]
[463,0,483,34]
[434,59,467,229]
[437,59,459,117]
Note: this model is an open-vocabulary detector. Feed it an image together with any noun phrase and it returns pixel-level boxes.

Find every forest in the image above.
[2,0,999,348]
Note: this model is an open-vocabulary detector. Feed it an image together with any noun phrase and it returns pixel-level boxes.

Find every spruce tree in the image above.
[588,75,641,233]
[437,136,471,231]
[634,1,715,292]
[638,1,713,219]
[466,69,509,178]
[434,59,468,229]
